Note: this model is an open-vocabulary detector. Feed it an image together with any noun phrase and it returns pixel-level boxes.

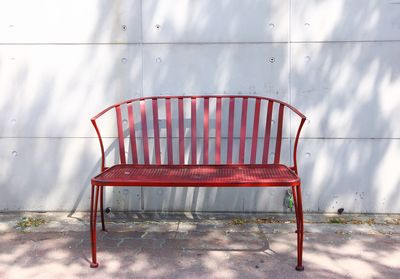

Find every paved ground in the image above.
[0,212,399,279]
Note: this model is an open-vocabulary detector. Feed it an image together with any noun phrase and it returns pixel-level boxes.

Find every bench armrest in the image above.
[91,118,107,172]
[291,117,306,175]
[91,104,117,171]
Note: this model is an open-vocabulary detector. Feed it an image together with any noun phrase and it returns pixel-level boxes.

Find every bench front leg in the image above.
[90,184,100,268]
[294,184,304,271]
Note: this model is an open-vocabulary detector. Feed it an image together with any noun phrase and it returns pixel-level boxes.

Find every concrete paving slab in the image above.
[0,212,399,278]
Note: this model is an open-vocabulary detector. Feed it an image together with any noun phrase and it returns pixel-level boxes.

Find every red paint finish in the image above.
[215,97,222,164]
[203,97,209,164]
[152,99,161,164]
[274,104,285,164]
[262,101,273,164]
[191,98,197,164]
[166,98,173,165]
[92,164,300,187]
[127,103,138,164]
[90,95,307,270]
[115,106,126,164]
[140,100,149,164]
[227,97,235,164]
[178,98,185,164]
[239,97,248,164]
[89,185,99,268]
[250,98,261,164]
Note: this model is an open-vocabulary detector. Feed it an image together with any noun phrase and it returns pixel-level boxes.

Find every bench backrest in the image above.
[92,96,306,173]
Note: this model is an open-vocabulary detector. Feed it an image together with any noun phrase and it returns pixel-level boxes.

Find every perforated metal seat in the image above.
[92,164,300,187]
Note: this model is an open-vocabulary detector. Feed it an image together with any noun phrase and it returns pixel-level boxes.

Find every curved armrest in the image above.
[91,104,118,172]
[91,118,107,172]
[291,118,306,175]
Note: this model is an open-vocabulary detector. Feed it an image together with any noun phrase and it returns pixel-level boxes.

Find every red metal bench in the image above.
[90,95,306,270]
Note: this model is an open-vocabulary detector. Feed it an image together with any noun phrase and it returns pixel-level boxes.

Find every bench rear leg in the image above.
[90,185,100,268]
[100,186,107,231]
[293,185,304,271]
[292,186,300,235]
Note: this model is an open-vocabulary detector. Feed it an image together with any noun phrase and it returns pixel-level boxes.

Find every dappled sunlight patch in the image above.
[377,249,400,269]
[267,235,295,255]
[0,241,34,263]
[129,254,152,272]
[45,250,70,261]
[202,251,236,279]
[128,253,170,278]
[337,258,379,279]
[177,222,197,232]
[103,258,121,273]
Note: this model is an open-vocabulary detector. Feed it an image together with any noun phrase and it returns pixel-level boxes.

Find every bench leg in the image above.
[292,186,300,234]
[90,184,100,268]
[100,186,107,232]
[294,185,304,271]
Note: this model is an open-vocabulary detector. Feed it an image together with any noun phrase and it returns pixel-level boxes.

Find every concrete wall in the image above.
[0,0,399,213]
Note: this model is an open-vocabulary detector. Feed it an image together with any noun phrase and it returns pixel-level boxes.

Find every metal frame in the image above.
[89,95,306,270]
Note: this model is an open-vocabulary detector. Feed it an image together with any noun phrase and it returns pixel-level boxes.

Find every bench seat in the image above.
[92,164,300,187]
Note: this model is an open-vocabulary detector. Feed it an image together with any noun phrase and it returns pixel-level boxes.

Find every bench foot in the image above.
[90,262,99,268]
[295,265,304,271]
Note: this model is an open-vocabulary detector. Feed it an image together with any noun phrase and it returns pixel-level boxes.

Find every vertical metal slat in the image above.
[140,100,150,164]
[262,100,274,164]
[250,98,261,164]
[152,99,161,164]
[127,102,138,164]
[238,97,248,164]
[166,98,173,165]
[227,97,235,164]
[115,105,126,164]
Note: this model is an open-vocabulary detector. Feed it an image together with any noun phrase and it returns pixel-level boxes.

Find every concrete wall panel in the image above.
[0,45,142,138]
[298,139,400,213]
[291,0,400,42]
[143,0,288,43]
[0,0,141,43]
[291,42,400,138]
[0,137,141,211]
[143,44,288,97]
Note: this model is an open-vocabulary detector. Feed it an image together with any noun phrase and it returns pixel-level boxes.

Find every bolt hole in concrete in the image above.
[121,58,127,64]
[12,151,17,157]
[156,24,160,29]
[156,57,162,63]
[269,57,275,63]
[268,23,275,28]
[122,25,127,31]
